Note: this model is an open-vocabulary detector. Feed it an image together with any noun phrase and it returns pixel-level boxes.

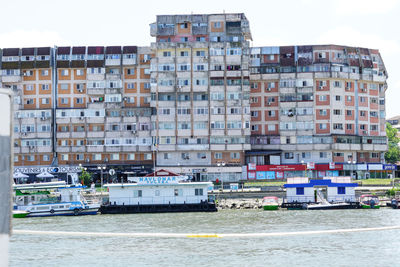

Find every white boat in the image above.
[13,182,100,217]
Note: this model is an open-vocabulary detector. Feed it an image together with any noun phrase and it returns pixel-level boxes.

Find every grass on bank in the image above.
[244,178,400,187]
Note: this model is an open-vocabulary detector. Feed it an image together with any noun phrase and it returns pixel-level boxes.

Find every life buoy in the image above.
[50,209,55,214]
[73,208,79,216]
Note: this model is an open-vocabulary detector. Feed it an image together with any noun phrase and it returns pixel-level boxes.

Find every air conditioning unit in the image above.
[267,102,272,106]
[85,158,90,163]
[22,132,27,136]
[29,146,34,150]
[363,130,368,134]
[40,117,46,121]
[79,117,84,120]
[266,88,271,91]
[318,86,323,89]
[131,130,137,134]
[77,89,83,93]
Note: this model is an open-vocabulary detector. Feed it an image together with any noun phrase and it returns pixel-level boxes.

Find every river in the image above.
[10,209,400,266]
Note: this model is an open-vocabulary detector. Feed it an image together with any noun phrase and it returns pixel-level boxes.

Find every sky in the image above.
[0,0,399,118]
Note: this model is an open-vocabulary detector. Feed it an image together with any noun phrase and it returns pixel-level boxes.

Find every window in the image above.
[284,152,294,159]
[61,69,69,76]
[174,189,182,196]
[333,109,341,115]
[319,95,327,101]
[197,153,207,159]
[346,124,353,130]
[134,190,142,197]
[76,69,84,76]
[93,154,102,161]
[333,123,343,130]
[163,51,171,57]
[335,95,341,101]
[319,123,327,130]
[195,189,203,196]
[41,98,49,105]
[346,110,352,116]
[181,153,190,160]
[163,153,171,160]
[144,153,152,160]
[60,98,69,104]
[346,96,352,102]
[180,37,188,42]
[213,22,221,28]
[41,84,49,90]
[214,152,222,159]
[127,154,135,160]
[296,187,304,195]
[196,50,206,57]
[41,70,49,76]
[360,97,366,103]
[337,187,346,195]
[230,152,240,159]
[43,155,50,161]
[180,22,188,29]
[334,81,341,87]
[111,153,119,160]
[320,152,327,158]
[319,109,327,116]
[302,152,311,159]
[61,154,69,161]
[180,51,188,57]
[127,68,135,75]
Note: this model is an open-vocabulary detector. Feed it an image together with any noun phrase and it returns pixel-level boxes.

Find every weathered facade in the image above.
[0,13,389,182]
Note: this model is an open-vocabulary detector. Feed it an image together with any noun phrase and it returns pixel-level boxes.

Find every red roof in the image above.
[145,169,180,177]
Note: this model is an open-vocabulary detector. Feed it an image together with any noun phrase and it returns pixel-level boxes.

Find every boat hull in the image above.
[263,205,279,210]
[12,211,29,218]
[361,205,380,209]
[100,202,217,214]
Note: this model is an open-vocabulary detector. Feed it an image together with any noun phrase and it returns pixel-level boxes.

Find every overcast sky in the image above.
[1,0,399,118]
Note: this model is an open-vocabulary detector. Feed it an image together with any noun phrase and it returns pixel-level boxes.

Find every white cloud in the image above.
[334,0,398,15]
[0,30,70,48]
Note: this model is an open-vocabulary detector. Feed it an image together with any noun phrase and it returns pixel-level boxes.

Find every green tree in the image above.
[79,169,92,187]
[385,123,400,164]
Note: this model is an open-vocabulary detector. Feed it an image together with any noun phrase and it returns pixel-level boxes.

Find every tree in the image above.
[79,169,92,187]
[385,123,400,164]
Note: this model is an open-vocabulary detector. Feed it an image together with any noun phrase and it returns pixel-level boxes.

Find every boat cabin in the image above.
[284,177,358,203]
[106,169,212,206]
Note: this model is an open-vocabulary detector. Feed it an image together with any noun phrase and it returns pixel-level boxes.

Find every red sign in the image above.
[329,162,335,169]
[307,162,315,169]
[256,165,305,171]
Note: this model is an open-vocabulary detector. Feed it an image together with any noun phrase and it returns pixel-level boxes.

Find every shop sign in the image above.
[368,164,383,171]
[248,163,256,171]
[307,162,315,169]
[384,164,396,171]
[329,162,335,169]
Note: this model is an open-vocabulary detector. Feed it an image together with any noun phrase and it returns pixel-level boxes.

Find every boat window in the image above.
[337,187,346,194]
[59,205,64,208]
[296,187,304,195]
[155,190,160,196]
[36,206,48,211]
[195,188,203,196]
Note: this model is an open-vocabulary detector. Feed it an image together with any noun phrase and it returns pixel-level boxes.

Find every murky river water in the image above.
[10,209,400,266]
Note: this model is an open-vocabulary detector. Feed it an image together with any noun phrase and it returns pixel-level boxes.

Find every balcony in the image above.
[87,131,105,138]
[87,146,104,152]
[122,58,137,65]
[71,146,86,153]
[177,144,209,150]
[87,88,105,95]
[56,147,71,153]
[105,59,121,66]
[1,75,21,83]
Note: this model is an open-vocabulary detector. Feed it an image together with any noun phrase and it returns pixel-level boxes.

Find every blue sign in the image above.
[256,172,266,180]
[384,164,397,171]
[266,171,275,179]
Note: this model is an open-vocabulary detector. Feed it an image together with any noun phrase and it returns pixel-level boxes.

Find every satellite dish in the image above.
[288,109,294,117]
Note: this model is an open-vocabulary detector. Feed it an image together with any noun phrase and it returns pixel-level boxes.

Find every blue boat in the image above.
[13,182,100,217]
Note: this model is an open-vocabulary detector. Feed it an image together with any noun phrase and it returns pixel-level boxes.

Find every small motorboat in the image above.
[262,196,279,210]
[359,194,380,209]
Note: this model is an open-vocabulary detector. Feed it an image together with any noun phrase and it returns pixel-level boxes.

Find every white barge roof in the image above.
[105,182,212,187]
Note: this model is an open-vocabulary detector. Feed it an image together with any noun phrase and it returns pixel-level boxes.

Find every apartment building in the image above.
[0,13,390,182]
[1,46,155,181]
[149,13,252,182]
[248,45,388,179]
